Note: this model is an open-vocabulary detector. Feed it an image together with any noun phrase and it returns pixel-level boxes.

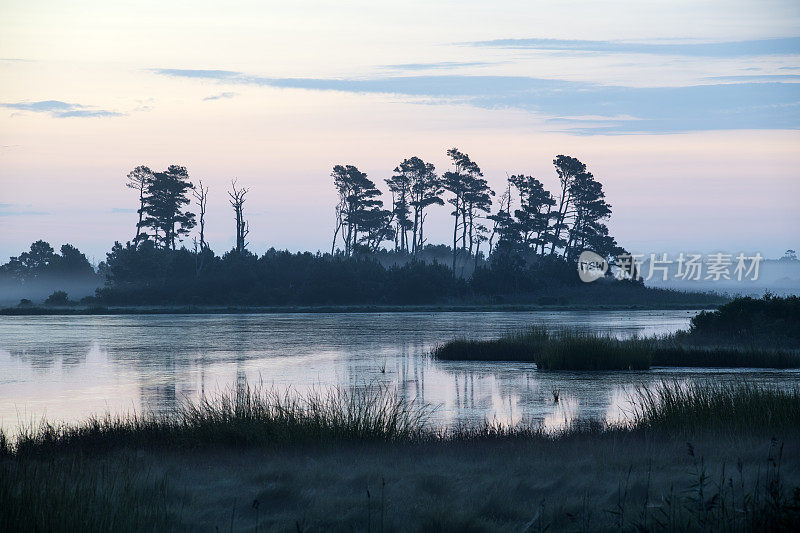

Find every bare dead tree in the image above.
[192,179,209,251]
[192,236,204,275]
[228,179,250,254]
[331,201,344,255]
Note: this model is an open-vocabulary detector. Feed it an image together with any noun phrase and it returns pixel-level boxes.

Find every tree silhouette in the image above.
[50,244,95,277]
[357,207,395,253]
[140,165,196,250]
[331,165,390,256]
[3,240,55,280]
[442,148,491,274]
[548,155,585,255]
[385,160,414,252]
[193,179,209,251]
[406,157,442,257]
[385,157,442,255]
[228,180,250,255]
[508,174,555,254]
[462,169,494,265]
[0,241,95,284]
[564,169,613,259]
[487,181,514,254]
[125,165,153,247]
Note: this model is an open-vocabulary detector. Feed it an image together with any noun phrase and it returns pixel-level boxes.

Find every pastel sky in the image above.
[1,0,799,263]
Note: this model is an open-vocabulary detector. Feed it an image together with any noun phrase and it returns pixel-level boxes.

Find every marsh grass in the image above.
[536,331,652,370]
[431,326,800,369]
[2,381,800,531]
[432,327,655,370]
[631,380,800,434]
[430,337,533,362]
[651,343,800,368]
[4,380,798,457]
[535,436,800,532]
[0,454,174,532]
[10,384,431,457]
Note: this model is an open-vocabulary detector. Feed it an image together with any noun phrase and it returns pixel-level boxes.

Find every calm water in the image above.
[1,310,798,435]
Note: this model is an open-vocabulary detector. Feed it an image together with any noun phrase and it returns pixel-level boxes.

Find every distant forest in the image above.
[0,149,721,306]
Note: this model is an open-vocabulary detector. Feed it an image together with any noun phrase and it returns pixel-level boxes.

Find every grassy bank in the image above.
[432,296,800,370]
[432,328,800,369]
[2,382,800,531]
[432,328,655,370]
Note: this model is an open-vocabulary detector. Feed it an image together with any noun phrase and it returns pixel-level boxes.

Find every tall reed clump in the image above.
[0,429,10,458]
[535,331,652,370]
[180,384,431,444]
[631,380,800,434]
[10,384,432,456]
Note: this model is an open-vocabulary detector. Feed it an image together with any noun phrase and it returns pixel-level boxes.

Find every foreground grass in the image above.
[5,432,799,532]
[631,381,800,434]
[7,385,430,457]
[0,455,172,531]
[2,382,800,531]
[4,381,798,456]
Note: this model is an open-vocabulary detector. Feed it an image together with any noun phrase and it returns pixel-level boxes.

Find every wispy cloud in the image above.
[151,69,800,134]
[203,91,237,101]
[0,100,124,118]
[705,74,800,82]
[152,68,239,79]
[382,61,493,71]
[468,37,800,57]
[0,203,49,217]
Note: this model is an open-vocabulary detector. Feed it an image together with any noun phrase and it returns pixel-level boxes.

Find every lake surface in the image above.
[1,310,798,435]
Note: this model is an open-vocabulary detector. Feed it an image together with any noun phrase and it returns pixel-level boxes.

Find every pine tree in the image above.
[141,165,196,249]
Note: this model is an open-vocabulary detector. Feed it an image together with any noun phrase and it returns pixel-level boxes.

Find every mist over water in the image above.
[0,277,101,307]
[2,309,798,436]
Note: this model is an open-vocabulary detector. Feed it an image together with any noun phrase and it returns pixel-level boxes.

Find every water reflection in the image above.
[1,310,798,436]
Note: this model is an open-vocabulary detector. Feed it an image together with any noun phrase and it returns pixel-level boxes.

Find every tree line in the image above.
[120,148,623,270]
[331,149,624,276]
[1,148,647,306]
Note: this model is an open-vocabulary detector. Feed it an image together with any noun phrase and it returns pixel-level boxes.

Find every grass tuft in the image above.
[631,380,800,434]
[536,331,652,370]
[10,384,431,457]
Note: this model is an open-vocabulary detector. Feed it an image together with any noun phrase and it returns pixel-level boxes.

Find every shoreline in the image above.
[0,302,717,316]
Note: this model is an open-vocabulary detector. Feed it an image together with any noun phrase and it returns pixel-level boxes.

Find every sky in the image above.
[1,0,799,263]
